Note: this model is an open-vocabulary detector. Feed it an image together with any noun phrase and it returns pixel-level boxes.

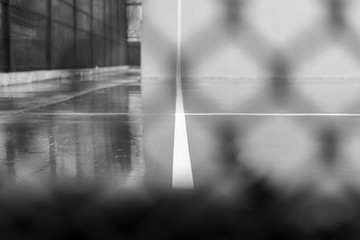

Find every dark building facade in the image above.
[0,0,128,72]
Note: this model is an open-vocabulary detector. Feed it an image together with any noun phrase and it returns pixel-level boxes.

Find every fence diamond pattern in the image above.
[144,0,360,192]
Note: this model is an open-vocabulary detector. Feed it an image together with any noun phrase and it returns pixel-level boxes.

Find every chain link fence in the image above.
[141,0,360,237]
[144,0,360,180]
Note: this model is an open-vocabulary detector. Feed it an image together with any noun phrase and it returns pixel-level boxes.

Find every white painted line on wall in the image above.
[172,0,194,189]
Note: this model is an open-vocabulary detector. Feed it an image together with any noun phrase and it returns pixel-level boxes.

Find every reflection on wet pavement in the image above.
[0,72,140,116]
[0,72,143,189]
[4,71,360,237]
[4,72,360,195]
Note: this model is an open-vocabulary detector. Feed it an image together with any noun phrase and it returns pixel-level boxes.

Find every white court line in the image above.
[172,0,194,189]
[184,113,360,117]
[24,112,360,117]
[25,112,141,116]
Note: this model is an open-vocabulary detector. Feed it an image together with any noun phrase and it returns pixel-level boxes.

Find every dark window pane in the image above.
[10,0,47,16]
[10,7,47,71]
[52,0,74,26]
[76,30,91,68]
[0,3,5,71]
[76,0,91,14]
[110,0,117,31]
[93,0,104,21]
[76,11,91,32]
[93,35,105,67]
[127,42,140,66]
[93,19,103,36]
[61,0,74,6]
[104,0,111,28]
[111,41,119,65]
[52,22,75,69]
[106,39,111,66]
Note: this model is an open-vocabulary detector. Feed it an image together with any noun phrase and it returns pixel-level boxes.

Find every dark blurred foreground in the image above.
[1,177,360,240]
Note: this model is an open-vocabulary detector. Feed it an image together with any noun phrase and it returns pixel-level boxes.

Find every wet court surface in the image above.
[3,71,360,237]
[0,72,144,189]
[2,71,360,194]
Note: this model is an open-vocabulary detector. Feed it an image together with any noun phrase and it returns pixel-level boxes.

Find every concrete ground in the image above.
[2,68,360,238]
[0,69,143,190]
[2,69,360,195]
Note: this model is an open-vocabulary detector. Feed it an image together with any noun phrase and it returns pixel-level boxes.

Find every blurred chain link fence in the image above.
[142,0,360,233]
[144,0,360,176]
[0,0,128,72]
[182,0,360,178]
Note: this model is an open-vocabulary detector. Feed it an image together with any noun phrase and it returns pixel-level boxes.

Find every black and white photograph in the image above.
[1,0,360,239]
